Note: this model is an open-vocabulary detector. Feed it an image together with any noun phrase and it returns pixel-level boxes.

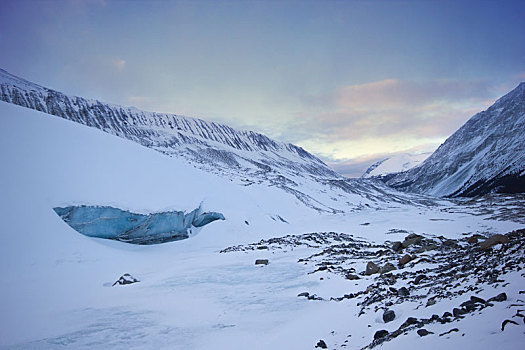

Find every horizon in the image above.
[1,0,524,176]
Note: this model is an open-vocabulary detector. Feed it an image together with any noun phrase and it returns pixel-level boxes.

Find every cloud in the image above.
[285,79,496,161]
[112,58,126,72]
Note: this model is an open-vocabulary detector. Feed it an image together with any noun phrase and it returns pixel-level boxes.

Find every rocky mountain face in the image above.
[0,69,433,212]
[385,83,525,197]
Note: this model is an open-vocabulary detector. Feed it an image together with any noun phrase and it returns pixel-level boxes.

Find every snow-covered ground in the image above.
[0,102,523,349]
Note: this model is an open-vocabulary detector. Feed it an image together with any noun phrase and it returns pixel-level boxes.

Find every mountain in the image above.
[1,100,524,350]
[4,102,524,350]
[0,68,434,211]
[385,83,525,197]
[361,152,431,179]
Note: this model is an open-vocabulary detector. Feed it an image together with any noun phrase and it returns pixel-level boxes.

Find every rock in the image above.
[383,310,395,323]
[315,340,328,348]
[442,312,452,318]
[366,261,380,275]
[398,254,412,266]
[417,244,438,253]
[317,265,328,271]
[453,308,465,318]
[460,301,477,312]
[426,297,437,307]
[381,263,397,274]
[297,292,309,297]
[399,317,419,329]
[501,319,519,331]
[470,295,486,304]
[479,234,509,250]
[257,246,268,250]
[255,259,269,265]
[402,234,423,248]
[417,328,434,337]
[439,328,459,336]
[112,273,139,286]
[346,273,360,280]
[398,287,410,296]
[414,274,427,284]
[442,240,458,248]
[488,292,507,302]
[374,330,389,340]
[467,236,478,244]
[392,241,403,252]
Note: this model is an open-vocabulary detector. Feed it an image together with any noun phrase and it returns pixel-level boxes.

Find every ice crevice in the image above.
[53,205,225,244]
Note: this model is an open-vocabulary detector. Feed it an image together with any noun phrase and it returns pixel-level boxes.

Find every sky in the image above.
[1,0,524,177]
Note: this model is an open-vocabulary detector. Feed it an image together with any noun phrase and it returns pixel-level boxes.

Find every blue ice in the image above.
[54,205,225,244]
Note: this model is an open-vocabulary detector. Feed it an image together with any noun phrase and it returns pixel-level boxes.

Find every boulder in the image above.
[398,254,412,266]
[373,330,389,340]
[399,317,418,329]
[380,263,397,274]
[255,259,269,265]
[392,241,403,252]
[397,287,410,296]
[315,340,328,349]
[467,236,478,244]
[452,308,465,318]
[366,261,380,275]
[346,273,360,280]
[112,273,139,286]
[402,234,423,248]
[383,310,395,323]
[414,274,427,284]
[417,328,434,337]
[479,234,509,250]
[488,292,507,302]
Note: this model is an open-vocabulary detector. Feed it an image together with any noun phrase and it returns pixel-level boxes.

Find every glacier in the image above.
[54,205,225,244]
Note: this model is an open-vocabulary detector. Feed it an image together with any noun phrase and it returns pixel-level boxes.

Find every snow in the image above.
[361,152,431,178]
[0,101,524,349]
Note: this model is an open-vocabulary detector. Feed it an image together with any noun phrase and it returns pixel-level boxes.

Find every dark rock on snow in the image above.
[488,292,507,302]
[398,254,412,266]
[501,319,519,331]
[398,287,410,296]
[315,339,328,348]
[366,261,380,275]
[383,310,396,323]
[480,234,509,250]
[112,273,139,286]
[417,328,434,337]
[374,330,389,340]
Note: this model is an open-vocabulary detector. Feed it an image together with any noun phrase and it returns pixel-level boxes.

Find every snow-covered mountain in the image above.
[385,83,525,197]
[0,68,434,211]
[1,100,523,349]
[361,153,431,179]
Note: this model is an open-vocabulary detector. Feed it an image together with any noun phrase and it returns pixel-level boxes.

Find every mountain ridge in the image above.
[384,82,525,197]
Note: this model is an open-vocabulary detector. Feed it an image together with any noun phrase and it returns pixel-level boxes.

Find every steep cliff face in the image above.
[386,83,525,197]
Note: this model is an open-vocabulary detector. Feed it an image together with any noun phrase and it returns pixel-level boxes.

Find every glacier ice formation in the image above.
[53,205,225,244]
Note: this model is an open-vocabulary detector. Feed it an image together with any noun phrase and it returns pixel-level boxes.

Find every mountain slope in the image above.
[385,83,525,197]
[1,101,523,350]
[0,69,436,211]
[361,152,431,179]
